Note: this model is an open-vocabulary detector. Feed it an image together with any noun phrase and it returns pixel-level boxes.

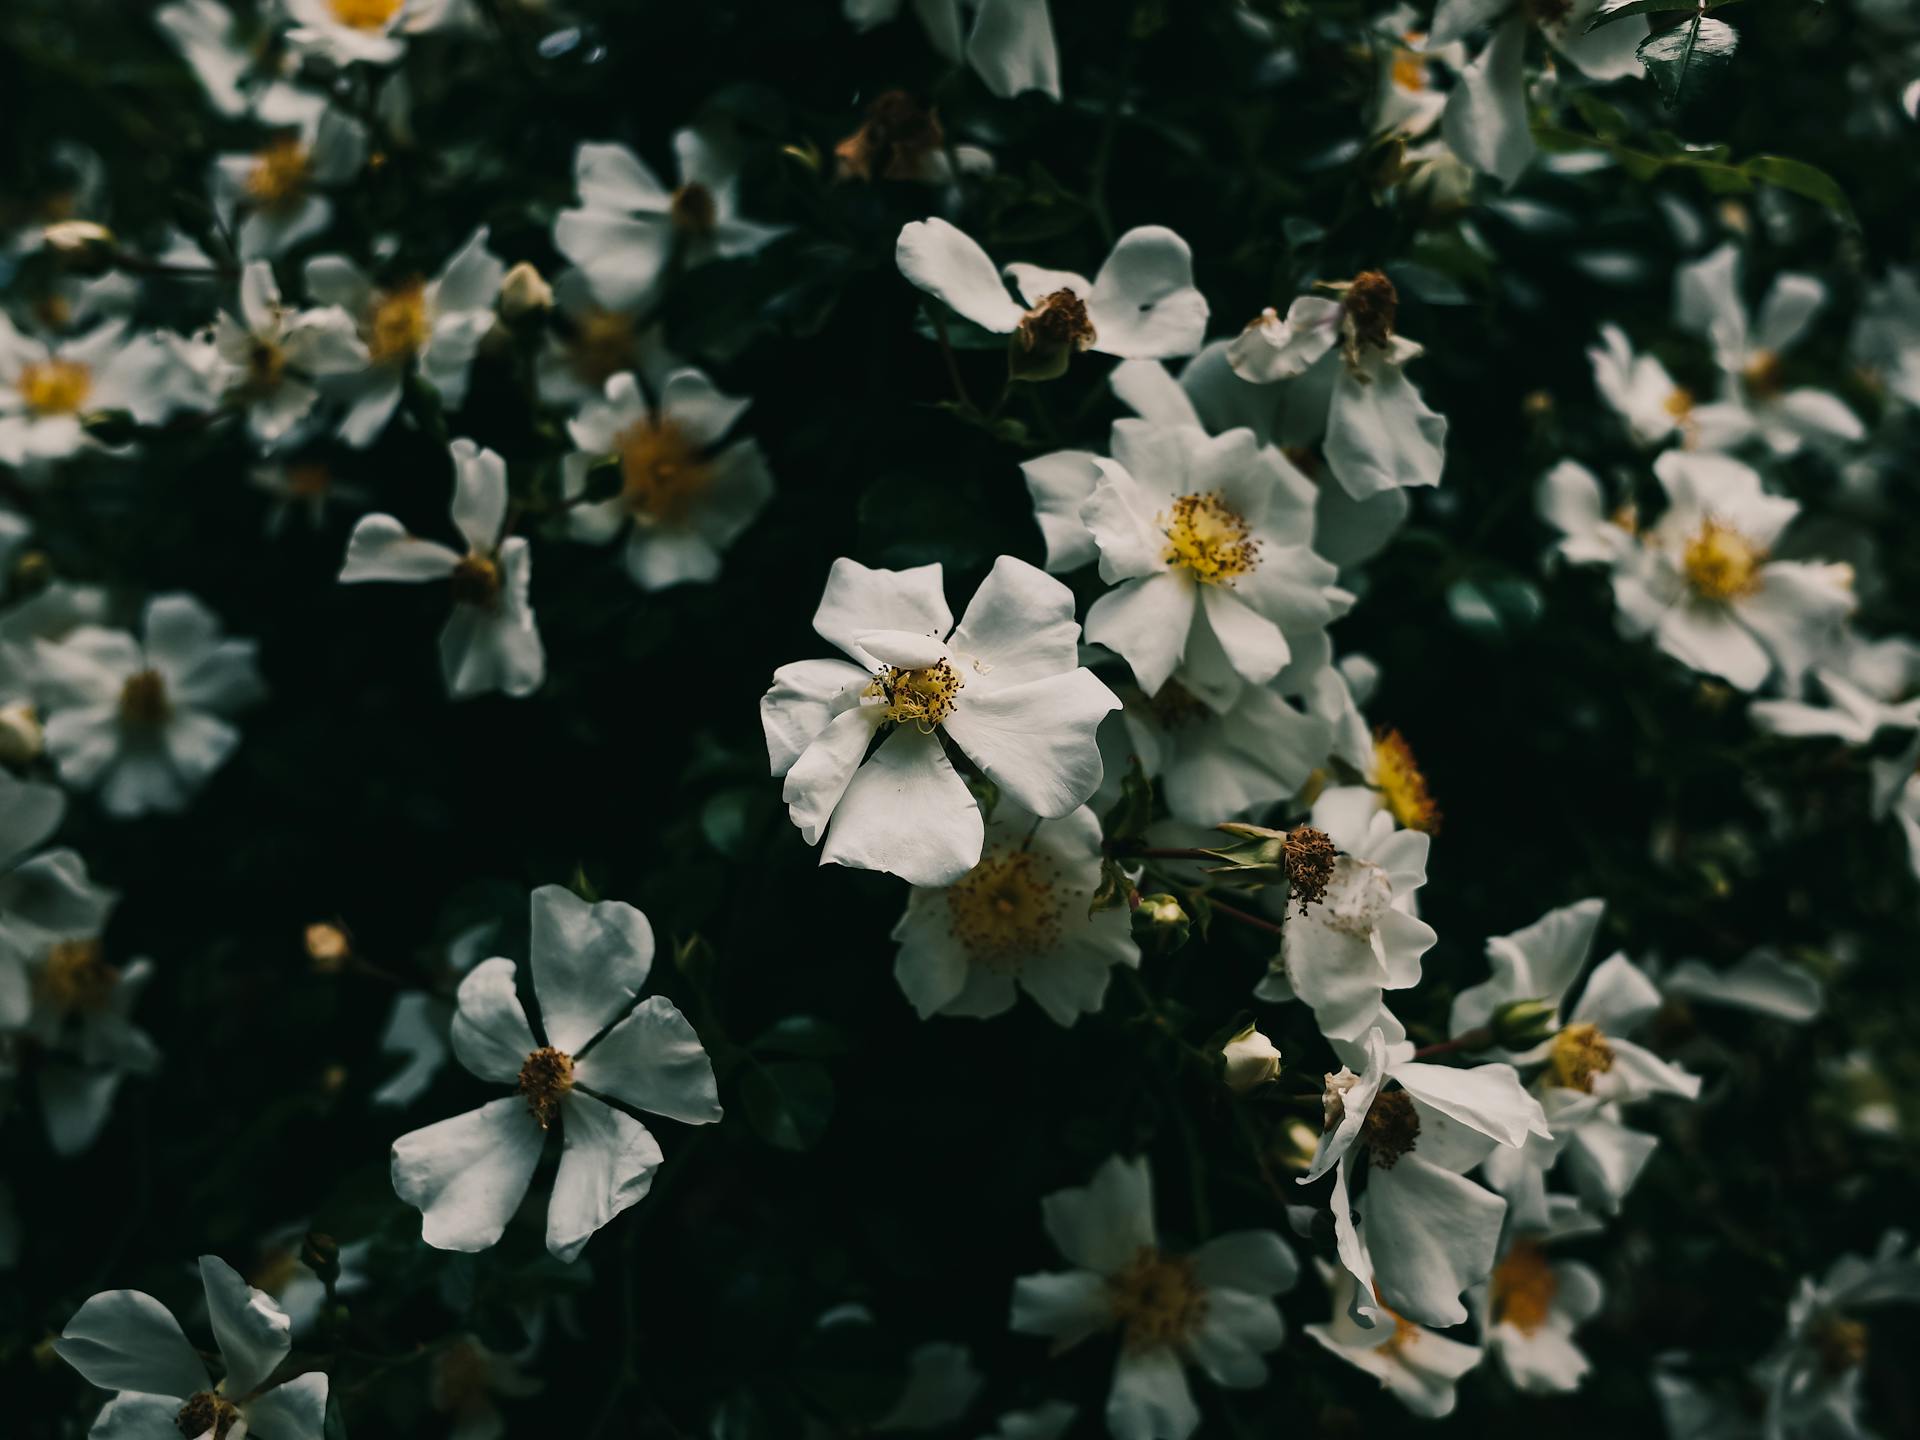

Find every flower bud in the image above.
[1221,1024,1281,1094]
[1131,893,1190,954]
[305,922,352,972]
[497,261,554,323]
[0,701,43,766]
[41,220,117,276]
[1489,997,1558,1051]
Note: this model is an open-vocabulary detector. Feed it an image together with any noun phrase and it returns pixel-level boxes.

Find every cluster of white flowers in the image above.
[3,3,1914,1440]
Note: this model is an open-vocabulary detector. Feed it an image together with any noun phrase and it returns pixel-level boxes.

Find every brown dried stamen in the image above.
[517,1046,575,1128]
[835,90,945,182]
[176,1391,242,1440]
[1283,825,1337,914]
[1343,270,1398,351]
[1016,289,1096,355]
[1809,1313,1869,1377]
[1362,1088,1420,1167]
[450,554,501,609]
[1106,1246,1207,1350]
[119,669,171,727]
[670,183,718,234]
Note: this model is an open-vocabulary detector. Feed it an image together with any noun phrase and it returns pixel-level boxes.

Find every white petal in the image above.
[1085,572,1196,697]
[544,1092,663,1263]
[1188,1231,1298,1296]
[391,1097,545,1253]
[1392,1061,1548,1149]
[573,141,671,213]
[242,1371,329,1440]
[1198,587,1289,685]
[1021,450,1104,572]
[895,219,1024,334]
[965,0,1061,99]
[761,658,869,776]
[1085,228,1209,360]
[1663,952,1821,1022]
[1363,1155,1506,1328]
[528,885,654,1055]
[552,212,672,311]
[1325,354,1447,497]
[1041,1154,1154,1274]
[1440,17,1535,187]
[198,1255,291,1396]
[339,514,461,583]
[820,725,984,886]
[449,957,536,1084]
[945,670,1117,819]
[448,439,508,552]
[950,556,1084,689]
[783,705,885,844]
[88,1391,187,1440]
[1008,1269,1114,1347]
[574,995,721,1124]
[1182,1288,1283,1388]
[55,1290,207,1399]
[811,557,952,668]
[1107,1346,1199,1440]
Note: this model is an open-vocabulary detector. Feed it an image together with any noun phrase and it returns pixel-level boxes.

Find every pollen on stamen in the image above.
[367,280,430,364]
[1015,289,1096,355]
[517,1046,575,1129]
[1548,1022,1615,1094]
[1106,1246,1207,1350]
[1490,1239,1558,1334]
[329,0,405,31]
[175,1391,242,1440]
[18,358,92,417]
[1372,728,1441,835]
[945,848,1064,973]
[1362,1087,1420,1167]
[37,938,120,1014]
[670,183,719,234]
[616,416,714,525]
[246,135,311,211]
[1683,517,1765,602]
[865,659,963,731]
[1161,491,1260,585]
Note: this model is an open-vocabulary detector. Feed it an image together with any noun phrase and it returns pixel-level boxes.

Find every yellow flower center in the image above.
[1741,348,1786,400]
[1391,32,1427,92]
[449,553,501,609]
[19,358,91,416]
[1107,1247,1206,1351]
[120,668,171,727]
[37,938,119,1014]
[945,848,1063,972]
[616,417,713,524]
[1371,1286,1423,1352]
[1664,386,1695,419]
[864,660,962,731]
[367,280,430,364]
[1548,1022,1615,1093]
[517,1046,574,1129]
[243,339,288,394]
[670,183,718,234]
[1491,1239,1558,1334]
[246,136,311,211]
[330,0,405,29]
[176,1392,242,1440]
[1373,728,1440,834]
[569,308,637,387]
[1808,1313,1870,1377]
[1161,492,1259,585]
[1682,518,1765,602]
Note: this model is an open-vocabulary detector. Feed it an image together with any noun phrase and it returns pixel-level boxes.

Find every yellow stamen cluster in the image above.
[866,660,962,731]
[1362,1088,1420,1167]
[569,308,637,388]
[670,183,718,234]
[1162,492,1259,585]
[1390,33,1428,93]
[1682,518,1765,602]
[1107,1247,1207,1350]
[1742,348,1786,400]
[1491,1239,1559,1334]
[1373,729,1441,835]
[1016,289,1097,355]
[120,668,171,727]
[329,0,405,30]
[450,554,502,609]
[367,280,430,364]
[945,849,1063,971]
[616,417,713,525]
[1664,387,1695,419]
[246,136,311,210]
[37,939,119,1014]
[175,1391,242,1440]
[517,1046,575,1129]
[18,358,91,417]
[1372,1286,1423,1352]
[1548,1022,1615,1094]
[1808,1313,1870,1377]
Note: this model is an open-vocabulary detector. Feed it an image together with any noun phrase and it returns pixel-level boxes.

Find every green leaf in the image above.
[750,1015,849,1060]
[1588,0,1744,32]
[1100,757,1156,845]
[1089,855,1133,917]
[739,1060,834,1151]
[1742,155,1857,225]
[1637,17,1739,109]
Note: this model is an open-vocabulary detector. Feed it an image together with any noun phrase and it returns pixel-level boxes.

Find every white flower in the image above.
[533,270,655,409]
[761,555,1119,887]
[340,438,545,699]
[249,458,370,535]
[1225,274,1448,499]
[1010,1155,1297,1440]
[304,226,504,447]
[1659,950,1824,1024]
[1102,676,1330,825]
[155,0,255,117]
[1474,1238,1604,1393]
[1760,1232,1920,1440]
[1588,324,1704,450]
[554,132,789,311]
[372,921,493,1107]
[34,594,263,817]
[897,218,1209,362]
[891,803,1138,1025]
[1305,1259,1483,1418]
[1373,23,1463,140]
[191,261,370,447]
[211,102,367,259]
[848,0,1061,101]
[56,1255,329,1440]
[390,885,722,1262]
[560,366,774,590]
[1535,459,1641,570]
[1674,245,1864,456]
[0,317,185,466]
[1302,1027,1549,1329]
[1751,658,1920,816]
[285,0,459,66]
[1256,788,1436,1048]
[1612,451,1853,692]
[1851,265,1920,410]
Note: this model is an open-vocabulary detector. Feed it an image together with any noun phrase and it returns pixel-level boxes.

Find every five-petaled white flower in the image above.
[339,438,546,699]
[1305,1259,1483,1418]
[1474,1237,1605,1394]
[0,317,184,467]
[762,555,1120,887]
[189,261,369,448]
[390,885,722,1262]
[210,101,367,260]
[284,0,458,67]
[1010,1155,1297,1440]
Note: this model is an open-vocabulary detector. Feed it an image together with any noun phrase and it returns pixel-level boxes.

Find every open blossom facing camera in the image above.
[390,885,721,1262]
[1010,1156,1296,1440]
[188,261,368,447]
[761,555,1119,886]
[560,365,774,590]
[210,103,367,260]
[55,1254,329,1440]
[1475,1237,1604,1394]
[339,438,545,699]
[897,218,1210,365]
[284,0,459,66]
[1306,1260,1483,1418]
[0,316,182,466]
[1589,325,1705,451]
[891,803,1138,1025]
[34,593,263,817]
[304,227,503,446]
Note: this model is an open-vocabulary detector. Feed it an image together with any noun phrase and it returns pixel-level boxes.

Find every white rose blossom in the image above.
[1473,1237,1605,1394]
[210,101,367,260]
[339,438,546,700]
[1305,1259,1483,1418]
[761,555,1120,887]
[0,316,185,467]
[390,885,721,1263]
[284,0,460,67]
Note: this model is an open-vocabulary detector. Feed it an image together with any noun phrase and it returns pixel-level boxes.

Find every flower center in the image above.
[1808,1313,1870,1377]
[1015,289,1097,356]
[1373,728,1440,834]
[1682,518,1765,602]
[19,358,91,416]
[1161,492,1260,585]
[176,1392,242,1440]
[568,308,636,387]
[835,89,945,182]
[1548,1022,1615,1093]
[37,938,119,1014]
[367,280,430,364]
[449,554,501,609]
[1371,1285,1423,1351]
[120,668,171,727]
[1491,1239,1558,1334]
[1317,856,1393,937]
[246,136,311,210]
[330,0,405,29]
[616,417,713,524]
[243,338,288,395]
[1283,825,1337,913]
[1390,33,1427,93]
[285,462,332,499]
[1361,1088,1420,1167]
[1741,348,1786,400]
[865,660,962,731]
[517,1046,574,1129]
[1342,270,1398,351]
[945,848,1063,972]
[670,183,718,234]
[1664,386,1695,419]
[1106,1247,1206,1351]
